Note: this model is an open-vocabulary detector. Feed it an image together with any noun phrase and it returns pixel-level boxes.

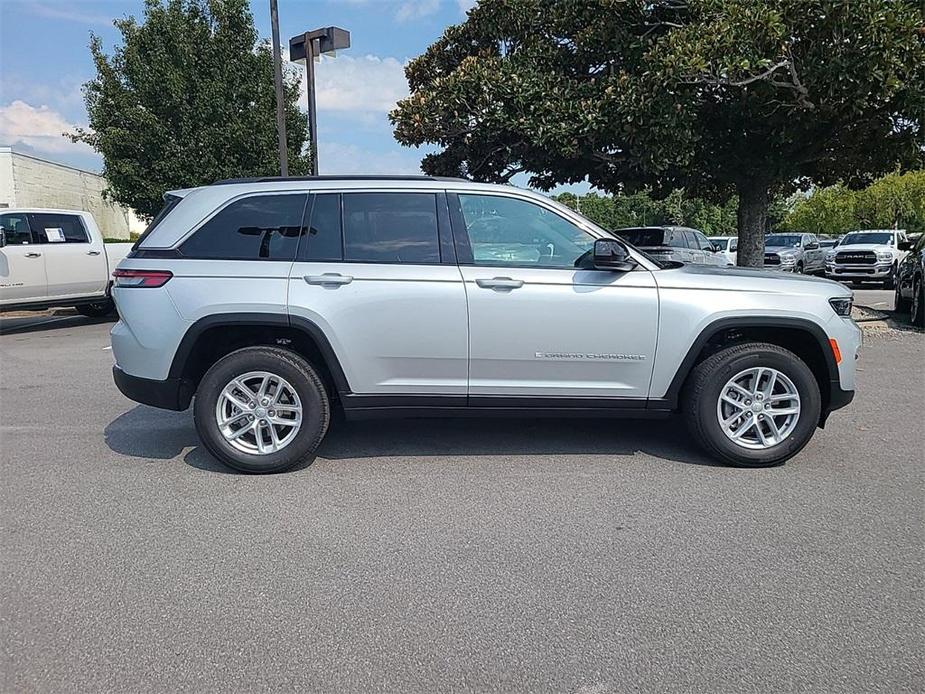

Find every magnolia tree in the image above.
[391,0,925,266]
[73,0,310,217]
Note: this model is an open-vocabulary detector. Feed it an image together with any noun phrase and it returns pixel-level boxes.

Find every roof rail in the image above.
[210,174,469,186]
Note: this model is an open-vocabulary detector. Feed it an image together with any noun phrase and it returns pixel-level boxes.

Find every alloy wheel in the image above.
[215,371,302,455]
[716,367,801,450]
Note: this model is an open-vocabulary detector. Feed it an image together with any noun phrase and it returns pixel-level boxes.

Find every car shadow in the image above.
[104,405,725,473]
[0,309,116,335]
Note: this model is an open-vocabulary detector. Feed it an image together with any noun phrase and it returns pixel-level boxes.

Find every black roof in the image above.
[210,174,468,186]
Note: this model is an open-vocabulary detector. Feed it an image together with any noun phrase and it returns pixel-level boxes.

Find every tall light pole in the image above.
[289,26,350,176]
[269,0,288,176]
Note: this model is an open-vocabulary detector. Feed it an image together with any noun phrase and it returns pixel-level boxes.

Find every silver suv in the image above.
[111,176,860,473]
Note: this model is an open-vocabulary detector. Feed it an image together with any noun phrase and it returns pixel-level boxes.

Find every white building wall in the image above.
[0,147,134,239]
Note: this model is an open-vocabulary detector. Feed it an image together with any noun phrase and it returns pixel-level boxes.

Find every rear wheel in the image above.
[194,346,330,473]
[683,342,821,467]
[76,299,114,317]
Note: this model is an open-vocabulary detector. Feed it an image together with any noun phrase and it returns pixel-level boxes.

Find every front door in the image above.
[0,212,47,304]
[451,193,659,400]
[287,191,468,395]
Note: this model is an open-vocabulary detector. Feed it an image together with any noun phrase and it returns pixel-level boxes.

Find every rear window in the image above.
[133,194,183,250]
[343,192,440,263]
[616,228,666,247]
[181,194,307,260]
[299,194,343,261]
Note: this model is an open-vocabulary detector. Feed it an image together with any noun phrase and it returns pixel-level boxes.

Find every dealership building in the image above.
[0,146,141,239]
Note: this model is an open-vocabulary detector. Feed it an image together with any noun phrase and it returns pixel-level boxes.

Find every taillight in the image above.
[112,269,173,288]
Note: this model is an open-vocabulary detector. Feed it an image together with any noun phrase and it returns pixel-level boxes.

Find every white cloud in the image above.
[395,0,440,22]
[29,2,112,27]
[0,100,93,155]
[317,142,424,176]
[298,54,409,115]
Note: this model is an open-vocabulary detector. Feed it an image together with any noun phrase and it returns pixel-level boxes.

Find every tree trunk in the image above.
[736,181,770,267]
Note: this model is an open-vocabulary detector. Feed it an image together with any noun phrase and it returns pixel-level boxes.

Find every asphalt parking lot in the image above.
[1,289,923,693]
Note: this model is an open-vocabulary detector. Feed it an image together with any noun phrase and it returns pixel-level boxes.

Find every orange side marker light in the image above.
[829,338,842,365]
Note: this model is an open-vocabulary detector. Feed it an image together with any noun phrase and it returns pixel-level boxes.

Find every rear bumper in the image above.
[113,366,192,411]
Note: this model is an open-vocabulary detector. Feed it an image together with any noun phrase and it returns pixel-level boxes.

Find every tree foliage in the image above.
[781,170,925,234]
[73,0,310,217]
[553,190,738,236]
[391,0,925,265]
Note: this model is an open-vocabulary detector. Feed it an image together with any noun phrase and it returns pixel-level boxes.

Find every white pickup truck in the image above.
[0,209,133,316]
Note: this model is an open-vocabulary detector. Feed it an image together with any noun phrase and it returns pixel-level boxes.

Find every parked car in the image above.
[614,226,728,266]
[710,236,738,265]
[895,234,924,327]
[824,229,910,288]
[0,209,132,316]
[111,175,860,473]
[763,233,825,274]
[818,238,839,250]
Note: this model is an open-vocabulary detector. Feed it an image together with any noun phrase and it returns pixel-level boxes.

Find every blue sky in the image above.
[0,0,479,175]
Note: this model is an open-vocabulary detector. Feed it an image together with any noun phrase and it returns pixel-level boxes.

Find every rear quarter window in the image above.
[181,194,307,260]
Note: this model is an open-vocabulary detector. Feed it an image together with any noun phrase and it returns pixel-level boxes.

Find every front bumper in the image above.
[826,262,892,280]
[113,366,192,411]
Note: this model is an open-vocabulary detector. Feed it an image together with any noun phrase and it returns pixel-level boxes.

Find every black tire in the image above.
[883,264,896,290]
[795,262,804,274]
[193,346,330,473]
[76,299,115,317]
[682,342,822,468]
[894,281,910,313]
[912,278,925,328]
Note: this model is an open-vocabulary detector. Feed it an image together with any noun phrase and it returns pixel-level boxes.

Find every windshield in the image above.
[841,232,893,246]
[615,228,667,247]
[765,234,802,247]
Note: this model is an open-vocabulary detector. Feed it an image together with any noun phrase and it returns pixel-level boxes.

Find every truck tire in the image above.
[883,264,896,290]
[193,346,330,473]
[894,281,911,313]
[682,342,822,467]
[76,299,115,317]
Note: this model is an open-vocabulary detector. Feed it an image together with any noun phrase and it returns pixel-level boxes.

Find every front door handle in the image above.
[87,250,101,256]
[304,273,353,286]
[25,252,42,258]
[475,277,524,290]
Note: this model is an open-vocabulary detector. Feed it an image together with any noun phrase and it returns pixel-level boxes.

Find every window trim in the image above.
[178,191,310,262]
[448,191,600,271]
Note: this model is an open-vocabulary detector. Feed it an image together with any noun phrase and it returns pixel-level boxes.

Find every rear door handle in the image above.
[475,277,524,290]
[25,252,42,258]
[87,250,101,256]
[304,273,353,286]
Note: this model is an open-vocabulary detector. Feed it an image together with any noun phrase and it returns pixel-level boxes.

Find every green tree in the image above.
[72,0,310,217]
[779,185,859,235]
[391,0,925,266]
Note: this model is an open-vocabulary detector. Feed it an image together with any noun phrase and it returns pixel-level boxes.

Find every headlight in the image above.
[829,297,853,317]
[780,255,796,264]
[876,251,893,262]
[825,252,836,262]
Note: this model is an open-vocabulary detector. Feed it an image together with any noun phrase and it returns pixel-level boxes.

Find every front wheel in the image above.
[683,342,822,467]
[193,346,330,473]
[912,278,924,328]
[883,264,896,290]
[894,280,910,313]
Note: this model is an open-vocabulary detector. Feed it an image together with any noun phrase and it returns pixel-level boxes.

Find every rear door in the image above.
[287,190,468,396]
[683,230,706,264]
[0,212,47,304]
[29,212,108,298]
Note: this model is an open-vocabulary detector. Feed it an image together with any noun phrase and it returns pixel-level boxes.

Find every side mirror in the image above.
[898,240,912,251]
[0,228,5,248]
[710,244,721,252]
[805,242,819,250]
[593,238,637,272]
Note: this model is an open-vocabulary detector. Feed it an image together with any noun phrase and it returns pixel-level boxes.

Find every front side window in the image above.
[343,193,440,264]
[181,194,306,260]
[28,213,89,244]
[458,194,594,268]
[694,231,714,251]
[0,213,33,245]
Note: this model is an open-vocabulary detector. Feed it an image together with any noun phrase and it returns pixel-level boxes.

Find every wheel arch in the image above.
[168,313,351,409]
[658,317,839,415]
